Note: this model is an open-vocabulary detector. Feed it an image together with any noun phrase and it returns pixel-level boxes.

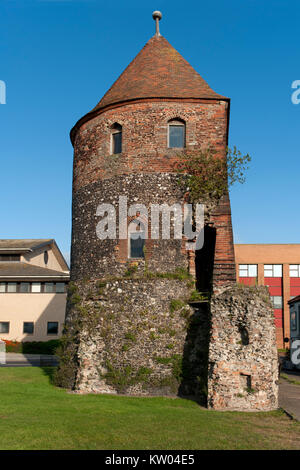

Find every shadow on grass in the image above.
[40,366,57,385]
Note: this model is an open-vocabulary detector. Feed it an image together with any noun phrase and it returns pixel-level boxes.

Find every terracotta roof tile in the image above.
[94,35,226,111]
[71,35,228,144]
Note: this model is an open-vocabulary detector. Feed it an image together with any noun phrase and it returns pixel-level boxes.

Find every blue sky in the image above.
[1,0,300,262]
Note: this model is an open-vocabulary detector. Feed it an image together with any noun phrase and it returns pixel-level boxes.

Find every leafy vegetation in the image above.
[1,339,61,355]
[175,146,251,203]
[169,299,186,312]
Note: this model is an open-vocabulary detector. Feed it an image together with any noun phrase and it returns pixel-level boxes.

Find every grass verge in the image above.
[0,367,299,450]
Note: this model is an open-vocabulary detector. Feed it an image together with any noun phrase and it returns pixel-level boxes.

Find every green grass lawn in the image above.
[0,367,300,450]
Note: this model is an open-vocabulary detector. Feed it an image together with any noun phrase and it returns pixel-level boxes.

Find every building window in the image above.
[168,119,185,148]
[270,296,283,309]
[290,265,300,277]
[23,322,34,334]
[264,264,282,277]
[291,310,297,331]
[0,254,20,262]
[0,283,6,293]
[31,282,41,293]
[130,234,145,259]
[7,282,17,293]
[20,282,30,293]
[55,282,65,293]
[47,322,58,335]
[45,283,54,293]
[0,322,9,334]
[239,264,257,277]
[128,220,145,259]
[44,251,49,265]
[111,123,122,154]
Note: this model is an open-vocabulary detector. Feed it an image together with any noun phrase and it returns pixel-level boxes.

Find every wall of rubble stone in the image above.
[55,275,210,402]
[208,285,279,411]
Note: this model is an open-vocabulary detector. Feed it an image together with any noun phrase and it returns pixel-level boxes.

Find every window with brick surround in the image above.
[111,123,122,154]
[128,220,145,259]
[238,264,257,277]
[264,264,282,277]
[168,119,185,148]
[290,265,300,277]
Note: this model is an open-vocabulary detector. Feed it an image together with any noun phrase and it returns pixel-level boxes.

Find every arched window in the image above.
[111,123,122,154]
[168,119,185,149]
[128,220,145,259]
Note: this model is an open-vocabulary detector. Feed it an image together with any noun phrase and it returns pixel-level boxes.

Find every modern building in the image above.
[0,239,69,342]
[235,244,300,349]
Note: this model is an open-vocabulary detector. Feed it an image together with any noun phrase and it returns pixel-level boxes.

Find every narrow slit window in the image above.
[111,124,122,154]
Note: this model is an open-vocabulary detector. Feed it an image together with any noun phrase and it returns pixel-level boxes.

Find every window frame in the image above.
[23,322,34,335]
[238,264,258,278]
[167,119,186,149]
[128,220,146,260]
[47,322,59,335]
[0,322,10,334]
[270,295,283,309]
[290,265,300,278]
[7,282,17,293]
[264,264,282,277]
[20,282,30,293]
[111,123,122,155]
[0,281,68,293]
[291,309,297,331]
[44,282,55,293]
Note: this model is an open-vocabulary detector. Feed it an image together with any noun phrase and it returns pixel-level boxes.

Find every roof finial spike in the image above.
[152,11,162,37]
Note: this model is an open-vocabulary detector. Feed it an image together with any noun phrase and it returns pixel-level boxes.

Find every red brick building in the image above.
[235,244,300,348]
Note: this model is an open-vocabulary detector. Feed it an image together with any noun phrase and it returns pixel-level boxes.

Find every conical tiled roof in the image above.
[71,35,228,143]
[93,35,226,111]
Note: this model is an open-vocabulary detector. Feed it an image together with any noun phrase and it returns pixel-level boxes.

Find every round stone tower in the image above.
[55,14,278,410]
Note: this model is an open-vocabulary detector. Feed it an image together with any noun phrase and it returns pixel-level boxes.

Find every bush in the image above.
[1,339,61,355]
[22,340,61,355]
[1,340,22,353]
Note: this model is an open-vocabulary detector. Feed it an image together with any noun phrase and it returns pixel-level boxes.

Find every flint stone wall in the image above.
[60,276,209,400]
[208,285,279,411]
